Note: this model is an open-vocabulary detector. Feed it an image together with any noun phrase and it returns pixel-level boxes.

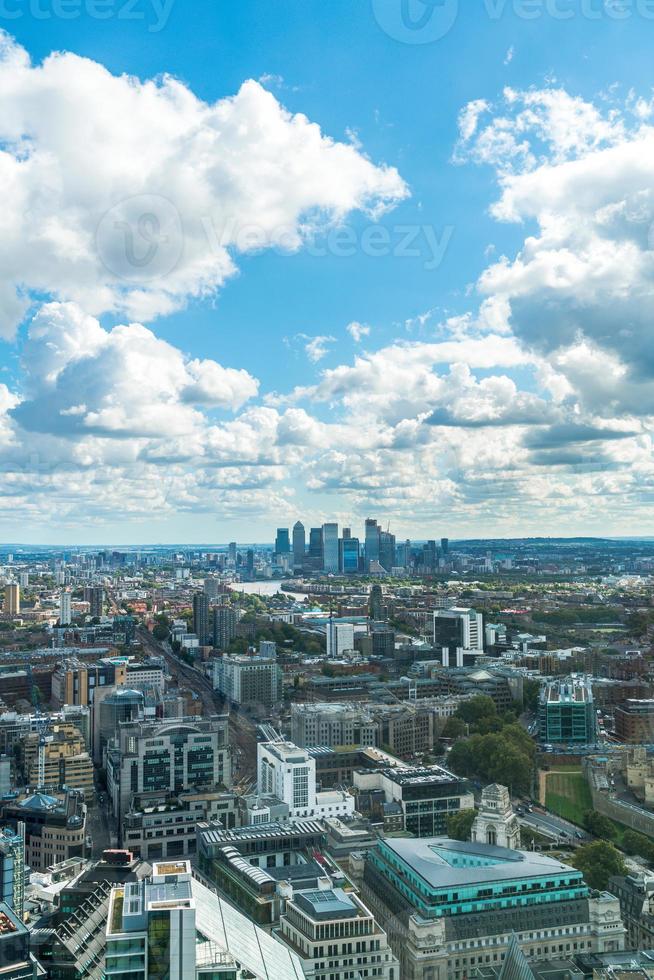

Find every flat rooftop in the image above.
[381,765,461,786]
[294,888,358,921]
[379,837,580,889]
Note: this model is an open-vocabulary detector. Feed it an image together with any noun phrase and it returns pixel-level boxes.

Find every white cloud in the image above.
[346,321,371,343]
[302,335,337,363]
[0,32,408,339]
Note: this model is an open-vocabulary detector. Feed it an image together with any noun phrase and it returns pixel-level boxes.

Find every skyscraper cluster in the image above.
[274,518,449,575]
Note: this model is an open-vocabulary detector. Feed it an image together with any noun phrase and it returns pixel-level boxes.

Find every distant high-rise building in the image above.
[213,606,237,650]
[2,585,19,617]
[246,549,255,576]
[203,576,220,599]
[192,592,211,645]
[441,537,450,555]
[308,527,323,569]
[422,539,437,572]
[59,591,72,626]
[341,536,360,573]
[369,584,384,621]
[228,541,237,563]
[379,530,396,573]
[84,586,104,619]
[364,518,380,570]
[292,521,306,571]
[342,527,352,540]
[326,620,355,658]
[322,523,339,573]
[275,528,291,555]
[18,574,28,589]
[395,539,411,568]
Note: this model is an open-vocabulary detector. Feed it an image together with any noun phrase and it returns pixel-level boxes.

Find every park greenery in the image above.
[571,840,626,891]
[446,695,536,797]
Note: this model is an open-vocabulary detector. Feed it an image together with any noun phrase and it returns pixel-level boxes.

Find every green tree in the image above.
[572,840,626,890]
[447,809,477,841]
[456,695,497,725]
[622,830,654,861]
[584,810,616,840]
[441,717,468,740]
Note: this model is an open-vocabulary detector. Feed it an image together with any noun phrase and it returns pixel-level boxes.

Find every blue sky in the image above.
[1,0,654,543]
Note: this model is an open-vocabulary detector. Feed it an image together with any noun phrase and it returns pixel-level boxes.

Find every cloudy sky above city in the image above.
[1,1,654,543]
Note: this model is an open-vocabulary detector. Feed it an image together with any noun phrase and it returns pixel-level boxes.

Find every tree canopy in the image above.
[571,840,626,891]
[447,809,477,841]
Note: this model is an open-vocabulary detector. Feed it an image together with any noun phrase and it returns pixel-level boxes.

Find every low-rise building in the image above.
[1,790,86,872]
[257,740,355,822]
[121,789,237,860]
[538,675,597,745]
[362,836,624,980]
[213,654,282,707]
[277,886,399,980]
[353,764,474,837]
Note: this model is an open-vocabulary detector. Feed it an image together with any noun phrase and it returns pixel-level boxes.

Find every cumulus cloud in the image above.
[0,32,407,339]
[6,66,654,536]
[457,84,654,419]
[12,303,258,439]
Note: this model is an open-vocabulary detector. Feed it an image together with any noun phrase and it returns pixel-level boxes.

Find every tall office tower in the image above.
[342,527,351,540]
[2,586,18,617]
[441,537,449,555]
[213,605,237,650]
[369,584,384,621]
[246,549,255,576]
[308,527,323,569]
[322,522,339,572]
[228,541,237,563]
[433,607,484,667]
[423,539,437,572]
[59,591,72,626]
[395,539,410,568]
[83,586,105,619]
[192,592,211,644]
[274,528,291,555]
[341,536,360,573]
[18,574,28,589]
[0,829,24,917]
[292,521,306,571]
[364,518,380,570]
[379,530,396,573]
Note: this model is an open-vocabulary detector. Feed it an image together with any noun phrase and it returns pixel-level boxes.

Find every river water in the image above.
[228,580,309,602]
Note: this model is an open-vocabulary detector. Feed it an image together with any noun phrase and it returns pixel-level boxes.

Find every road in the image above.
[136,626,257,784]
[87,799,116,857]
[519,809,591,843]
